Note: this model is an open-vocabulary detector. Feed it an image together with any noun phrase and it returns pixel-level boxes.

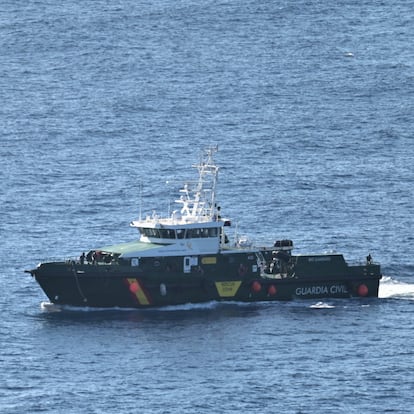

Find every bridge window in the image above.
[159,229,176,239]
[186,229,201,238]
[141,227,220,239]
[140,228,177,239]
[185,228,219,238]
[208,228,218,237]
[146,228,159,237]
[176,229,186,239]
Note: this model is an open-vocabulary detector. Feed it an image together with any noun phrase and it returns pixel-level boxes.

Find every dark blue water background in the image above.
[1,1,414,413]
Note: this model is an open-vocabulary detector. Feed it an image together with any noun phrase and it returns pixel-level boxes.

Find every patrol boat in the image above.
[27,147,382,308]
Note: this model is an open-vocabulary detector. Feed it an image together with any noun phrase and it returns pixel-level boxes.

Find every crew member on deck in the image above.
[86,251,93,264]
[366,254,372,265]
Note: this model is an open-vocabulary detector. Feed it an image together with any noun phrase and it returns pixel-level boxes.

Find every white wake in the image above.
[378,276,414,299]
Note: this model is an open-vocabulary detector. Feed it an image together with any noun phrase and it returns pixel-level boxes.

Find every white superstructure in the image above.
[128,147,232,256]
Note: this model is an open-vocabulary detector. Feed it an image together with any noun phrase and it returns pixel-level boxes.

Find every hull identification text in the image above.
[295,285,348,296]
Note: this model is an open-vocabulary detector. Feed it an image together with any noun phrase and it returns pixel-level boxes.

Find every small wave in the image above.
[40,302,63,312]
[310,301,335,309]
[153,301,221,312]
[40,302,122,313]
[379,276,414,300]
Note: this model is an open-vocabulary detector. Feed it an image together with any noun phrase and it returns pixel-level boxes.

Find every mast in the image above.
[176,146,220,221]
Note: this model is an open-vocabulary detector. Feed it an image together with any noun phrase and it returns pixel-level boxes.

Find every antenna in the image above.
[166,180,172,218]
[139,181,142,221]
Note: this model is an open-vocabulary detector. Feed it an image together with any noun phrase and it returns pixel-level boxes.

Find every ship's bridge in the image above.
[128,146,233,255]
[130,213,231,254]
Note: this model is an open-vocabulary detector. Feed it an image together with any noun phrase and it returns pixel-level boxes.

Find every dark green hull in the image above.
[31,251,382,308]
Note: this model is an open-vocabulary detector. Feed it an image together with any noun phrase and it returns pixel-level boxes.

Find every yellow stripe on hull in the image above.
[127,278,150,305]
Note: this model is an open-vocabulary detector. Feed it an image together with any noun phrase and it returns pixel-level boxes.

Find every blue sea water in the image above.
[1,1,414,412]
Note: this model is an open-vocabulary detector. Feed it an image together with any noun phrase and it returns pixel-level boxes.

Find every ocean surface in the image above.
[1,1,414,412]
